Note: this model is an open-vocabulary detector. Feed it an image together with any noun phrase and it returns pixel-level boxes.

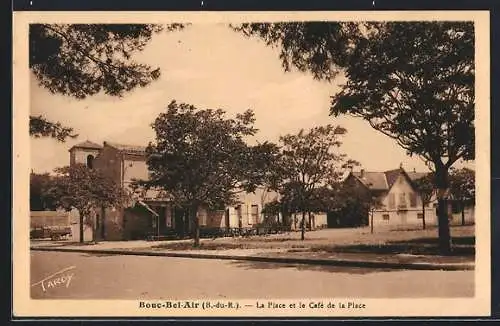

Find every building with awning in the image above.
[68,140,283,241]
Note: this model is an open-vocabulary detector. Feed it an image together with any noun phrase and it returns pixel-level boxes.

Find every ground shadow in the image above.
[228,260,398,274]
[81,253,119,257]
[311,236,475,257]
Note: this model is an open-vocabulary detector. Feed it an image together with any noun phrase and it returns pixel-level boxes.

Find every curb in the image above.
[30,247,475,271]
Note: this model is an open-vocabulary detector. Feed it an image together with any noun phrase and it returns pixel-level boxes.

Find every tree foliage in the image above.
[29,115,78,142]
[331,22,474,169]
[233,22,357,81]
[413,172,435,229]
[276,125,354,239]
[48,163,124,242]
[29,23,186,141]
[413,173,436,204]
[331,22,474,253]
[239,21,475,253]
[30,24,185,98]
[237,21,474,177]
[449,167,475,225]
[449,167,475,204]
[30,172,59,211]
[137,100,278,246]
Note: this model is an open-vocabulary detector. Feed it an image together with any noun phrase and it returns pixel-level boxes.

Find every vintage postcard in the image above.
[13,10,490,317]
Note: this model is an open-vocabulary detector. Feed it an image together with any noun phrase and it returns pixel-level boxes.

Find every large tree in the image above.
[237,22,475,254]
[278,125,353,240]
[137,100,278,247]
[449,167,475,226]
[29,23,185,141]
[48,163,124,243]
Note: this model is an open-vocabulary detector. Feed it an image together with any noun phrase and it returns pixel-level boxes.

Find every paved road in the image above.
[30,251,474,300]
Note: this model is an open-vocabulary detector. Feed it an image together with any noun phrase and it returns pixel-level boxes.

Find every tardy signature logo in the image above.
[31,266,76,292]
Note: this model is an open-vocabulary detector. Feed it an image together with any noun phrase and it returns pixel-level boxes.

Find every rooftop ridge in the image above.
[68,140,103,151]
[104,141,147,154]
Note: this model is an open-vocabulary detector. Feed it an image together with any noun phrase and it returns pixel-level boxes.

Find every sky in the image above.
[30,23,472,174]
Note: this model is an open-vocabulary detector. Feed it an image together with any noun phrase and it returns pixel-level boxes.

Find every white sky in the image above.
[30,23,472,174]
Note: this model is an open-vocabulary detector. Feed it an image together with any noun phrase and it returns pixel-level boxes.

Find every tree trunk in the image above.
[435,167,451,255]
[79,213,84,243]
[461,200,466,226]
[308,211,312,231]
[422,201,426,230]
[370,210,374,234]
[101,206,106,240]
[301,210,306,240]
[190,205,200,247]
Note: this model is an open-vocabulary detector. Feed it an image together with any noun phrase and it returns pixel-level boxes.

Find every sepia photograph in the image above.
[13,11,490,317]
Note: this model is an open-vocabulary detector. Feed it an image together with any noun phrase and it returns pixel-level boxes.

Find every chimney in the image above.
[399,162,403,169]
[413,167,416,173]
[360,169,365,178]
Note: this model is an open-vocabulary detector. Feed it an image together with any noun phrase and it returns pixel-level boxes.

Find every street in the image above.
[30,251,474,299]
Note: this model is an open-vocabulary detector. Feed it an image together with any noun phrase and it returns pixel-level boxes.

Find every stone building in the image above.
[69,140,284,240]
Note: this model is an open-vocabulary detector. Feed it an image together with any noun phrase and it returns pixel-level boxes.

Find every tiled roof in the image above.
[351,168,430,192]
[104,141,147,155]
[69,140,102,151]
[407,171,430,181]
[384,169,402,189]
[352,171,388,191]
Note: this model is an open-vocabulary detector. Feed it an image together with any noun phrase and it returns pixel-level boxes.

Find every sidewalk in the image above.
[30,239,475,271]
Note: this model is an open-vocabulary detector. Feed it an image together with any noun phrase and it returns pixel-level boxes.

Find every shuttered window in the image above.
[398,193,407,208]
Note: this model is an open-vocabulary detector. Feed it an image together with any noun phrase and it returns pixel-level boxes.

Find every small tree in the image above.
[335,182,381,232]
[140,100,277,247]
[449,167,475,226]
[48,164,124,243]
[413,173,435,230]
[30,172,59,211]
[278,125,353,240]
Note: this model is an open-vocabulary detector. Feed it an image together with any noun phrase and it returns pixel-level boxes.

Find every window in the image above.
[409,193,417,207]
[87,154,94,169]
[388,193,396,209]
[417,213,424,219]
[382,214,390,221]
[398,193,407,208]
[250,205,259,224]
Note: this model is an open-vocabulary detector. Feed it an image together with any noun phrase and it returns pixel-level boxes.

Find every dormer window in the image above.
[87,154,95,169]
